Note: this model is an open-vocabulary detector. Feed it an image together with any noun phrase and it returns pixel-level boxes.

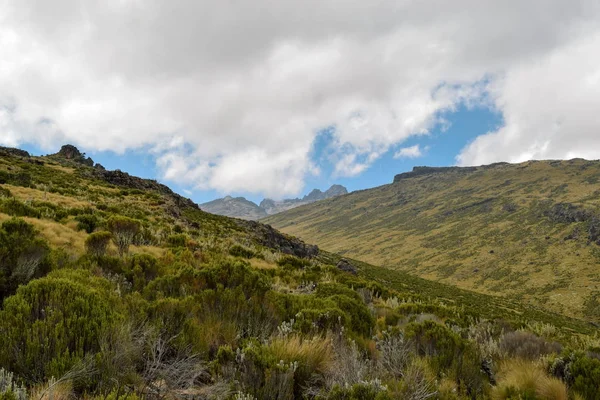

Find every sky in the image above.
[1,1,599,205]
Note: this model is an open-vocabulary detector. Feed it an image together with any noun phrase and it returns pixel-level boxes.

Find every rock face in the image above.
[240,220,319,258]
[0,147,30,158]
[201,196,268,220]
[55,144,94,166]
[202,185,348,220]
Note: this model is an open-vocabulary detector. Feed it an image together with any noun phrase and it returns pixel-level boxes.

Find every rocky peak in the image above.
[55,144,95,167]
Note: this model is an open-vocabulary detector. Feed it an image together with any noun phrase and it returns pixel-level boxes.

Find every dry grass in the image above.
[31,380,74,400]
[4,184,90,208]
[269,335,333,375]
[491,360,568,400]
[249,258,277,270]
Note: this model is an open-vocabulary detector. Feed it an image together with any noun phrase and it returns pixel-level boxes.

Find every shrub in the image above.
[405,320,463,372]
[0,218,50,299]
[75,214,99,233]
[0,198,41,218]
[499,331,562,360]
[0,187,12,198]
[85,231,113,258]
[106,216,141,256]
[277,255,310,269]
[166,233,187,248]
[0,270,122,383]
[229,244,256,259]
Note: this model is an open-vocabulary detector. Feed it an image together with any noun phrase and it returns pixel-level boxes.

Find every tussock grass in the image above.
[269,335,333,375]
[4,184,90,208]
[491,360,568,400]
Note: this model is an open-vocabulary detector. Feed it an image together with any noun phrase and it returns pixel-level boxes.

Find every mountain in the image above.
[202,184,348,220]
[201,195,268,220]
[260,184,348,215]
[1,146,599,399]
[264,160,600,322]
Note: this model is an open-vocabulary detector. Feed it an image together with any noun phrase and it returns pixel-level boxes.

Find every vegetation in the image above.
[0,147,599,399]
[265,160,600,321]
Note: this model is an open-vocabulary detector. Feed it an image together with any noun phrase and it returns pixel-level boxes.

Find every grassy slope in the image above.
[1,149,597,337]
[265,159,600,321]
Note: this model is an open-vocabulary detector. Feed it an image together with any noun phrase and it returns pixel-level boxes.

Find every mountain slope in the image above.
[2,146,600,399]
[264,160,600,321]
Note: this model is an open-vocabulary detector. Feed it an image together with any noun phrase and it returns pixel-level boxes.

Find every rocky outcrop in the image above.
[55,144,94,166]
[201,196,267,220]
[94,169,199,213]
[240,220,319,258]
[336,259,358,275]
[0,146,30,158]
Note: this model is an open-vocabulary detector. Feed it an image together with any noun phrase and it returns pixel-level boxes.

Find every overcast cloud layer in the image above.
[1,0,599,197]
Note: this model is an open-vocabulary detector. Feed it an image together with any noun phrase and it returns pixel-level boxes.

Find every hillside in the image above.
[264,160,600,322]
[201,185,347,220]
[1,147,600,399]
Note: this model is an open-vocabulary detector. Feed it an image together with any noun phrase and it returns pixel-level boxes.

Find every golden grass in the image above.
[491,360,568,400]
[269,335,333,374]
[31,379,73,400]
[4,184,90,208]
[249,258,278,270]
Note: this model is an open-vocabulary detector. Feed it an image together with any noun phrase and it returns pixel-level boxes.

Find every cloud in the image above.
[0,1,599,197]
[394,145,425,159]
[457,31,600,165]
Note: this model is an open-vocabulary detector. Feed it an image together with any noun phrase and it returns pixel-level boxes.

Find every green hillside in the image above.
[1,147,600,399]
[264,160,600,322]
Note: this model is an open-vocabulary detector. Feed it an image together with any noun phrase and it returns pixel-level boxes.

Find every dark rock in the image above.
[57,144,83,160]
[94,163,106,171]
[489,250,495,254]
[0,146,30,158]
[337,258,358,275]
[239,220,318,259]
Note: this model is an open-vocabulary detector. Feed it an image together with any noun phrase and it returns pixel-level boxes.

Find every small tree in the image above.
[85,231,113,258]
[106,216,141,257]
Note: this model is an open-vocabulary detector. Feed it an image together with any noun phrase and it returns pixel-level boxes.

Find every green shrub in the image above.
[0,198,41,218]
[405,320,463,372]
[0,186,12,198]
[0,218,50,299]
[85,231,113,258]
[0,270,122,383]
[277,255,310,269]
[229,244,256,259]
[166,233,187,248]
[76,214,99,233]
[106,216,141,256]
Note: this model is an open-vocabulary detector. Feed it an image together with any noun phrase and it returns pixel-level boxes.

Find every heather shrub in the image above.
[499,331,562,360]
[85,231,112,258]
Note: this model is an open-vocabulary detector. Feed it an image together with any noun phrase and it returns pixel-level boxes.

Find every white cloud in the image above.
[0,0,599,197]
[394,145,425,159]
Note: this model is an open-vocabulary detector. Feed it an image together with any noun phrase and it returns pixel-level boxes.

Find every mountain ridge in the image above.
[201,184,348,220]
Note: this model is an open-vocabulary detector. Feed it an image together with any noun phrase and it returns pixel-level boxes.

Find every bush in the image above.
[106,216,141,256]
[405,320,463,372]
[166,233,187,248]
[277,255,310,269]
[76,214,99,233]
[0,218,50,299]
[0,270,122,383]
[85,231,113,258]
[229,244,256,259]
[0,198,41,218]
[499,331,562,360]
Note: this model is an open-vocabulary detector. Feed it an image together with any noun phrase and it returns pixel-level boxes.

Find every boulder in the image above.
[336,258,358,275]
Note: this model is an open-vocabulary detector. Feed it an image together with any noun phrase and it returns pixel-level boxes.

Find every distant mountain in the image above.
[200,196,268,220]
[201,184,348,220]
[260,184,348,215]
